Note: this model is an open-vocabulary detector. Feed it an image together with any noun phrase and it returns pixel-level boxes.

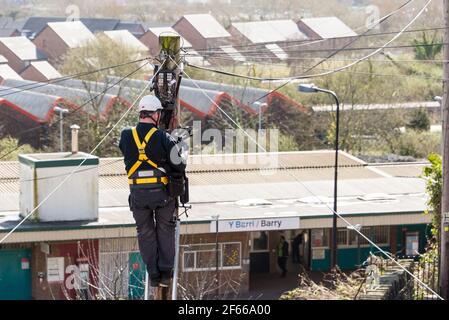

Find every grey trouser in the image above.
[129,187,176,278]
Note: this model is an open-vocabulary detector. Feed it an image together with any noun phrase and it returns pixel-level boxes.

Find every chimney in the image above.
[71,124,80,154]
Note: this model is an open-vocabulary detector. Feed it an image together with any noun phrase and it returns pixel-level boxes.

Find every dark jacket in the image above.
[119,122,186,174]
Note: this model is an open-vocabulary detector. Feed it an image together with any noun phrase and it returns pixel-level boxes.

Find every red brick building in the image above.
[33,21,96,64]
[0,36,44,73]
[20,60,61,82]
[173,14,231,51]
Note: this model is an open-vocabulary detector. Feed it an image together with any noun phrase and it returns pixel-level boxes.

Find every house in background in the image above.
[0,28,20,37]
[102,30,149,53]
[295,16,358,53]
[140,26,193,56]
[20,60,62,82]
[173,14,231,51]
[33,21,96,63]
[0,36,46,73]
[297,16,357,40]
[0,63,23,81]
[20,17,145,39]
[228,19,309,62]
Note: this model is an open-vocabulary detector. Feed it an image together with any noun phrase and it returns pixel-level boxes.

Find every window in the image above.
[222,243,240,267]
[251,231,268,252]
[340,226,390,247]
[311,229,329,248]
[373,226,389,244]
[182,242,241,272]
[337,229,348,245]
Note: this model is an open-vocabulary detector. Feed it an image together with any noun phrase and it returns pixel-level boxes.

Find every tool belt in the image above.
[167,172,185,198]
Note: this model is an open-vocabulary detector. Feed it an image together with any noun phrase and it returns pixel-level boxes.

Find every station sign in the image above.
[209,217,300,233]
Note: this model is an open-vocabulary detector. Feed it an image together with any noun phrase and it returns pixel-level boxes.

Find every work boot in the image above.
[149,274,161,287]
[159,270,173,287]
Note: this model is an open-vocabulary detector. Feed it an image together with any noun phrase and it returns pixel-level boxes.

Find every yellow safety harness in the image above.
[127,127,168,186]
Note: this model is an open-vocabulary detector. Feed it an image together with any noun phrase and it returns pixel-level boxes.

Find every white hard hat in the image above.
[138,95,163,112]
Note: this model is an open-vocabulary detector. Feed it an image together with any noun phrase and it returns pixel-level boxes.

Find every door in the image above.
[249,231,270,273]
[128,252,145,300]
[0,249,32,300]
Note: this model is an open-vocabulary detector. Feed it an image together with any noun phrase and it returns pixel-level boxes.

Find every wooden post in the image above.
[148,34,182,301]
[440,0,449,300]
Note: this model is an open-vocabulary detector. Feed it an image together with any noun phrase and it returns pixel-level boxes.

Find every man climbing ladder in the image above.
[119,95,186,288]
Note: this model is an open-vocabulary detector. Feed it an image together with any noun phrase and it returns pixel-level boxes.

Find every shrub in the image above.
[398,131,440,159]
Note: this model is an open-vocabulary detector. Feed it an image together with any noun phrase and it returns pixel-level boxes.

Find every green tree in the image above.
[57,36,151,157]
[407,108,430,132]
[0,136,34,161]
[413,32,443,60]
[422,153,442,241]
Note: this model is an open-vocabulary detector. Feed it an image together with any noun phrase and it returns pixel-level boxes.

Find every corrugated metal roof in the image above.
[147,27,192,48]
[48,21,96,48]
[232,20,308,43]
[2,79,115,115]
[0,152,429,231]
[300,17,357,39]
[0,64,22,80]
[28,61,61,80]
[182,14,231,39]
[103,30,148,52]
[0,36,44,60]
[0,85,57,120]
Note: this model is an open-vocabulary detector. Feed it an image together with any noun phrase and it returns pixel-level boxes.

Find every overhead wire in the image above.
[188,11,441,54]
[186,0,434,108]
[173,60,444,301]
[0,59,152,160]
[0,56,153,97]
[0,59,166,245]
[169,0,443,299]
[184,42,448,58]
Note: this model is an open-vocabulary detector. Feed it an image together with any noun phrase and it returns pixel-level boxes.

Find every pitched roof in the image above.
[300,17,357,39]
[0,85,59,121]
[27,60,62,80]
[182,14,231,39]
[1,78,121,117]
[0,28,19,37]
[102,30,148,51]
[219,45,246,62]
[265,43,288,60]
[78,18,120,33]
[0,36,45,60]
[232,20,308,43]
[22,17,120,36]
[47,21,96,48]
[0,17,26,30]
[147,27,193,48]
[114,22,145,36]
[0,64,22,80]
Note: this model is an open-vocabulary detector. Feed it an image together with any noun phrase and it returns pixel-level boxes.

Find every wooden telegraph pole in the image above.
[147,34,182,300]
[440,0,449,300]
